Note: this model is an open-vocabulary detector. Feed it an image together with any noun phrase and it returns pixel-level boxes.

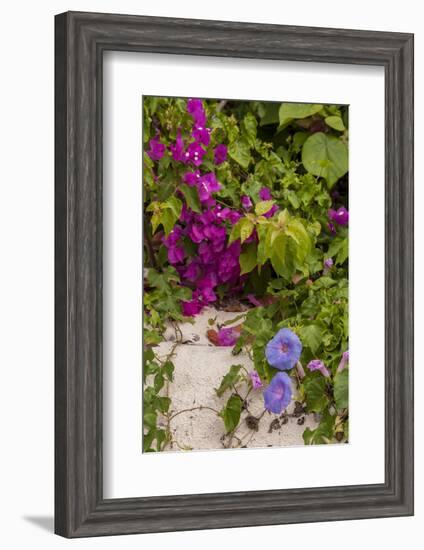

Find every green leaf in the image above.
[279,103,323,126]
[220,394,243,433]
[228,139,251,169]
[270,233,295,280]
[303,411,335,445]
[163,360,174,382]
[154,372,165,392]
[243,112,258,146]
[143,429,156,451]
[302,132,348,188]
[260,102,280,126]
[144,411,157,429]
[157,396,171,414]
[179,183,201,213]
[285,219,311,264]
[215,365,242,397]
[164,196,183,219]
[239,218,255,243]
[334,368,349,410]
[336,238,348,265]
[327,236,346,258]
[303,376,328,412]
[325,115,345,131]
[299,323,324,354]
[327,237,348,265]
[155,428,167,451]
[255,200,275,216]
[240,242,258,275]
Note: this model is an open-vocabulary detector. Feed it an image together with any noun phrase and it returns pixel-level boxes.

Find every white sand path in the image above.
[150,307,318,451]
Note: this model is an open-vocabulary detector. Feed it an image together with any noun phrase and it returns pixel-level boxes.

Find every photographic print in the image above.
[143,96,349,453]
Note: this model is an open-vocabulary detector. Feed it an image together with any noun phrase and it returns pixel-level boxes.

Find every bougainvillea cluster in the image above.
[147,99,248,317]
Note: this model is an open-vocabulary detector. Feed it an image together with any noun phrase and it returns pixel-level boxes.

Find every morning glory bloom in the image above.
[249,370,263,389]
[263,372,293,414]
[265,328,302,371]
[306,359,331,378]
[328,206,349,226]
[337,350,349,373]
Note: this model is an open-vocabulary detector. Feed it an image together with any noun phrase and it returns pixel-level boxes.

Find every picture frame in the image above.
[55,11,414,538]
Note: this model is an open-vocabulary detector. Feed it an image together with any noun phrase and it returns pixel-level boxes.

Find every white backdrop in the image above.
[0,1,420,549]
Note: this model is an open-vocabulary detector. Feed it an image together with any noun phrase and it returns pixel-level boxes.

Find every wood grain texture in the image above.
[54,11,414,538]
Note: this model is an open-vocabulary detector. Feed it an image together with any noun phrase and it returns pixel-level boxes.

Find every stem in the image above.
[296,361,306,380]
[168,405,220,422]
[143,218,158,270]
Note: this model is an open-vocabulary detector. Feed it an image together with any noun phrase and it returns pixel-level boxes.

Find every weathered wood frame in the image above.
[55,11,414,537]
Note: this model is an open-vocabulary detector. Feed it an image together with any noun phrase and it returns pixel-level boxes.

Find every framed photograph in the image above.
[55,11,414,537]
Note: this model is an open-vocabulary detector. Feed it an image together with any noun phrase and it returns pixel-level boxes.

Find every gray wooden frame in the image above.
[55,11,414,538]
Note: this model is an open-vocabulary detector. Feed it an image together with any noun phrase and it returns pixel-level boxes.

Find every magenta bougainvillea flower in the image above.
[169,129,185,162]
[328,206,349,226]
[216,327,239,346]
[306,359,331,378]
[187,98,207,127]
[146,135,166,161]
[258,186,278,217]
[192,126,211,146]
[181,299,203,316]
[337,350,349,372]
[184,141,207,166]
[167,246,185,265]
[197,172,221,202]
[214,144,228,165]
[263,372,293,414]
[249,370,263,389]
[327,222,336,235]
[259,187,272,201]
[241,195,253,210]
[265,328,302,371]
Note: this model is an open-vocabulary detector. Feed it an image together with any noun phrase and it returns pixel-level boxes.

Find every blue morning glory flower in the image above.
[263,372,293,414]
[265,328,302,371]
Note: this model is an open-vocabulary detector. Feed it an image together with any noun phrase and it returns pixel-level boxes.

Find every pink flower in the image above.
[182,300,203,316]
[337,350,349,373]
[146,135,166,161]
[306,359,331,378]
[328,206,349,226]
[216,327,239,346]
[241,195,253,210]
[187,98,207,127]
[169,129,185,162]
[168,246,185,265]
[249,370,263,389]
[214,144,228,165]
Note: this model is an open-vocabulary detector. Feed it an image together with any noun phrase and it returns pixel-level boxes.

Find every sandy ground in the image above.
[151,307,318,451]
